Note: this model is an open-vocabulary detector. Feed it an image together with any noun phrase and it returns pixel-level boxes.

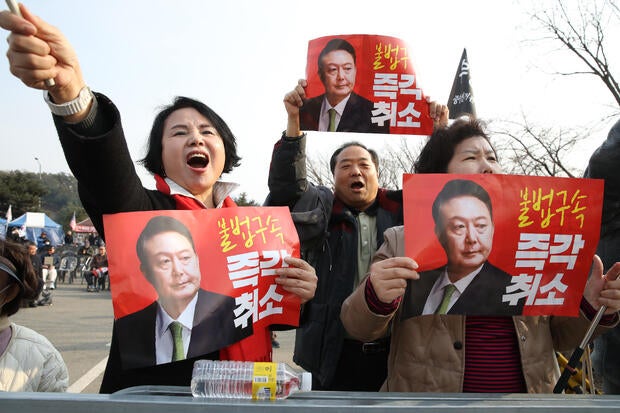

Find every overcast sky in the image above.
[1,0,618,203]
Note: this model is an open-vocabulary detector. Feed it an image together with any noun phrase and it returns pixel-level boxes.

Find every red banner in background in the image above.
[305,34,433,135]
[103,207,301,329]
[403,174,604,317]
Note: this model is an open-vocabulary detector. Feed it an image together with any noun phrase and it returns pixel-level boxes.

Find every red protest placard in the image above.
[303,34,433,135]
[102,207,301,369]
[402,174,603,317]
[104,207,301,324]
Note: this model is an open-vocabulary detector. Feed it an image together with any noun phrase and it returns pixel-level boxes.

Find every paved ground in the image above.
[11,281,298,393]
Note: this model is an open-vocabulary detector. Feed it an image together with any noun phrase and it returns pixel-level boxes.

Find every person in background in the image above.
[340,117,620,393]
[266,75,448,390]
[588,118,620,394]
[88,233,96,247]
[36,232,50,254]
[0,238,68,392]
[86,245,108,292]
[0,5,316,393]
[91,233,104,248]
[40,245,59,290]
[25,242,43,307]
[64,230,74,246]
[8,227,25,244]
[78,240,95,257]
[77,240,94,287]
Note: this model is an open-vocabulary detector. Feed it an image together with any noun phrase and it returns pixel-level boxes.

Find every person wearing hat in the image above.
[0,239,68,391]
[36,231,49,250]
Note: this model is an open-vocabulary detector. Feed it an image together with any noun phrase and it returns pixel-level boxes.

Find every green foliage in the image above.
[233,192,260,206]
[0,170,45,217]
[0,170,86,228]
[1,171,259,228]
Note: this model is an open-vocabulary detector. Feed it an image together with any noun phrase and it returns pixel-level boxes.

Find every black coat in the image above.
[267,134,402,387]
[586,119,620,387]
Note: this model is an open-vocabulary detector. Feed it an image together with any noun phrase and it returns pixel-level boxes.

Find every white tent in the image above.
[8,212,64,246]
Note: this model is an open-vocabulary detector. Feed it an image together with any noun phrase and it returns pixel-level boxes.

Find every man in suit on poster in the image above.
[297,38,389,134]
[401,179,524,319]
[115,215,251,369]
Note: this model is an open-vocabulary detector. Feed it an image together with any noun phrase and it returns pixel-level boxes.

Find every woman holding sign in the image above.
[0,5,317,393]
[341,117,620,393]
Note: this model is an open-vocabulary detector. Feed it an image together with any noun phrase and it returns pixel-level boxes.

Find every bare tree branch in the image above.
[527,0,620,106]
[306,152,333,188]
[491,116,590,177]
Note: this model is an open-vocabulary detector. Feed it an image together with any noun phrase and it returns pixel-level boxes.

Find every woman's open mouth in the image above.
[186,152,209,168]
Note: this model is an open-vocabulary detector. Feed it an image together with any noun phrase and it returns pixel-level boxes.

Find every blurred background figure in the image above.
[64,230,74,246]
[86,245,108,292]
[25,242,43,308]
[588,119,620,394]
[0,239,68,392]
[40,245,59,290]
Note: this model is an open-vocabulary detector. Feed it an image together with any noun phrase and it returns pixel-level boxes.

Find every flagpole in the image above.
[553,269,620,393]
[553,304,608,393]
[5,205,12,240]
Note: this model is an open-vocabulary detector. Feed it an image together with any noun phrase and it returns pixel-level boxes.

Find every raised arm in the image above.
[267,80,313,206]
[0,4,90,122]
[283,79,307,138]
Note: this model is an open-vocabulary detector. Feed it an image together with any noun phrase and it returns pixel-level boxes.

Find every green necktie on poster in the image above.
[328,108,337,132]
[436,284,457,315]
[169,321,185,361]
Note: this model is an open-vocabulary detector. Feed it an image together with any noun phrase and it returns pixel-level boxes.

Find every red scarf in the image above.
[155,175,272,362]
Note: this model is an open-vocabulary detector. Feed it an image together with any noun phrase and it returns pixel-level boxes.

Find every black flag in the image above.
[447,48,476,119]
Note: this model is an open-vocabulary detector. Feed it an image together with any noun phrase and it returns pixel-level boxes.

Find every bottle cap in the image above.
[300,372,312,392]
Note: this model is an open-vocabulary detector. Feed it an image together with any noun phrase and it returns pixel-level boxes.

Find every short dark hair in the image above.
[329,141,379,175]
[431,179,493,227]
[414,118,495,174]
[139,96,241,177]
[318,38,356,83]
[0,239,42,317]
[136,216,196,268]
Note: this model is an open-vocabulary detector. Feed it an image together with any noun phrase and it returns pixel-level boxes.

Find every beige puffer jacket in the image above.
[0,317,68,392]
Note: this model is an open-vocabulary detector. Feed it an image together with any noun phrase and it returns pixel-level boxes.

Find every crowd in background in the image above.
[3,227,108,298]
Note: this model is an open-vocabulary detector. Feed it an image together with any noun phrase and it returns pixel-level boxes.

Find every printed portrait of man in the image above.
[401,179,524,318]
[300,38,390,134]
[115,215,252,369]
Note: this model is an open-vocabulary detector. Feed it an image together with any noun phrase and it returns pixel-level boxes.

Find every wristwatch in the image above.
[44,86,94,116]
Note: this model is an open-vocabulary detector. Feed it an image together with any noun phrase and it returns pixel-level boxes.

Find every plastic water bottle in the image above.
[191,360,312,400]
